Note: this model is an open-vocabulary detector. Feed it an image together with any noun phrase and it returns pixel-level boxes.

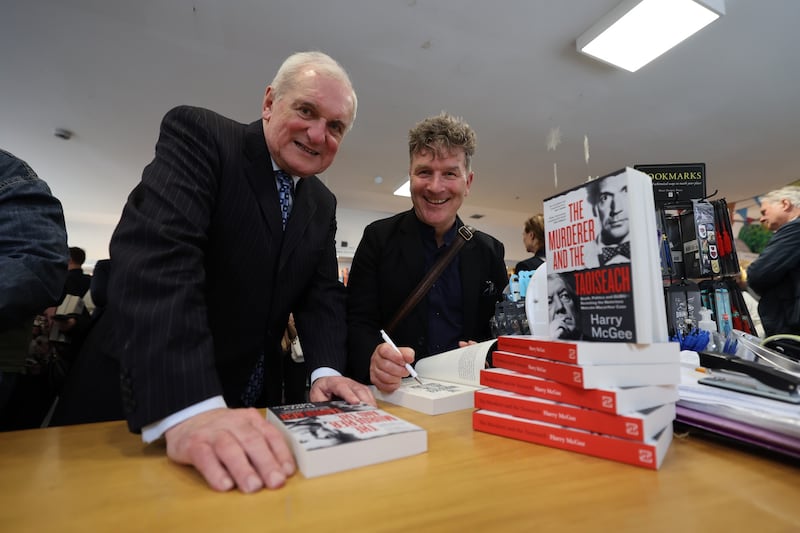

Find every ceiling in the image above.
[2,0,799,265]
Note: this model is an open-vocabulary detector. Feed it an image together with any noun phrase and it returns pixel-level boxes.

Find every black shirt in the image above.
[514,253,545,274]
[417,218,463,355]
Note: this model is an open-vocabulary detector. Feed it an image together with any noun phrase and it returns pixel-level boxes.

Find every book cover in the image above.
[543,167,667,344]
[473,409,672,470]
[371,340,495,415]
[496,335,680,365]
[474,388,675,441]
[492,350,680,389]
[480,368,679,414]
[266,401,427,478]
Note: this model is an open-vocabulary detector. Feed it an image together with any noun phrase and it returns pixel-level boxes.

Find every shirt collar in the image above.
[413,212,460,248]
[271,158,300,188]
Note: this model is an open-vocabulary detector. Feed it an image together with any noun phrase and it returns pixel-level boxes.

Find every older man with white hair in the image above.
[746,185,800,336]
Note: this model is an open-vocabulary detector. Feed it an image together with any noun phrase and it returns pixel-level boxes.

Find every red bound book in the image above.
[474,387,675,441]
[480,368,678,414]
[473,409,672,470]
[492,350,680,389]
[495,335,679,365]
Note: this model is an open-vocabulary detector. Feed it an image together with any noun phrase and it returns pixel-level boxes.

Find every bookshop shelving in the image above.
[658,195,757,338]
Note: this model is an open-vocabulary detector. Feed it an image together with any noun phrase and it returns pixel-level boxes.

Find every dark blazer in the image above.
[747,218,800,336]
[73,106,347,432]
[514,253,545,274]
[346,210,508,384]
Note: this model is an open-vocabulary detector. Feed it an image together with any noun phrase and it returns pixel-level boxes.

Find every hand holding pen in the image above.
[380,330,424,386]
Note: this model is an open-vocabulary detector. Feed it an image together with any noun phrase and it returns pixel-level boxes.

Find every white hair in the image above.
[270,51,357,131]
[761,185,800,208]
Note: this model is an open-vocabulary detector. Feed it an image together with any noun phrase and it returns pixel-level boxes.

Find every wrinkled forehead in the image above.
[413,145,467,166]
[287,71,355,123]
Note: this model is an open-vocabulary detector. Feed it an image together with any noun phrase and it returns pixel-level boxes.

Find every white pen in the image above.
[380,329,424,385]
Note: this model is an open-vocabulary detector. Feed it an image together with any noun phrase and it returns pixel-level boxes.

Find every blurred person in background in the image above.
[0,148,68,428]
[515,213,546,274]
[746,185,800,336]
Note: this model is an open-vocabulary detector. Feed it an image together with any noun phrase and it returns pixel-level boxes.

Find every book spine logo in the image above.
[571,371,582,385]
[624,422,640,437]
[601,395,614,409]
[638,449,654,464]
[567,348,577,361]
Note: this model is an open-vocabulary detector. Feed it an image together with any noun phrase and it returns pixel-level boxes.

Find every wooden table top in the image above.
[1,405,798,532]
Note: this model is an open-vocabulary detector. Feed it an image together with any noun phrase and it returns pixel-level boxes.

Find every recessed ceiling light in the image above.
[393,179,411,197]
[577,0,725,72]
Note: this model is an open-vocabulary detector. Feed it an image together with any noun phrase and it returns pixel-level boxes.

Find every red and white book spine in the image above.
[479,368,678,415]
[492,350,679,389]
[473,409,672,470]
[474,388,674,441]
[495,335,679,365]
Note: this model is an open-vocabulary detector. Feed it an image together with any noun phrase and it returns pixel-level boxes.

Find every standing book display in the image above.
[473,169,678,469]
[542,167,667,344]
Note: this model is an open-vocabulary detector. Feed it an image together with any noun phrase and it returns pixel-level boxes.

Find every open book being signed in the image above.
[371,339,497,415]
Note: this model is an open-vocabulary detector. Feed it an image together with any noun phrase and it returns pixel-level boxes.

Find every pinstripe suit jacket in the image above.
[109,106,346,432]
[345,210,508,383]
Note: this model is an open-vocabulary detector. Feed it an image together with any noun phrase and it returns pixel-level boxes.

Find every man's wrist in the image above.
[141,396,227,443]
[310,367,341,386]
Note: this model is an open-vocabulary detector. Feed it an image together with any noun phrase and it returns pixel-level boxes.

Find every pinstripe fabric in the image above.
[108,106,347,432]
[241,170,294,405]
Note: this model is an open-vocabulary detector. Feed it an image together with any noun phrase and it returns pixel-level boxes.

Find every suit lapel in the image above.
[243,121,283,236]
[279,177,317,272]
[398,210,426,284]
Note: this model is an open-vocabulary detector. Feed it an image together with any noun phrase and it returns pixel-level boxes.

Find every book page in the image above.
[414,339,496,386]
[396,378,481,397]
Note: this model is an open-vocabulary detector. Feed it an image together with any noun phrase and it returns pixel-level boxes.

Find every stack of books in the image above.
[471,168,679,469]
[473,335,680,470]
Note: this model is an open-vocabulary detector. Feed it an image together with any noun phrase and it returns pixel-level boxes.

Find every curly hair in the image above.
[408,112,476,170]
